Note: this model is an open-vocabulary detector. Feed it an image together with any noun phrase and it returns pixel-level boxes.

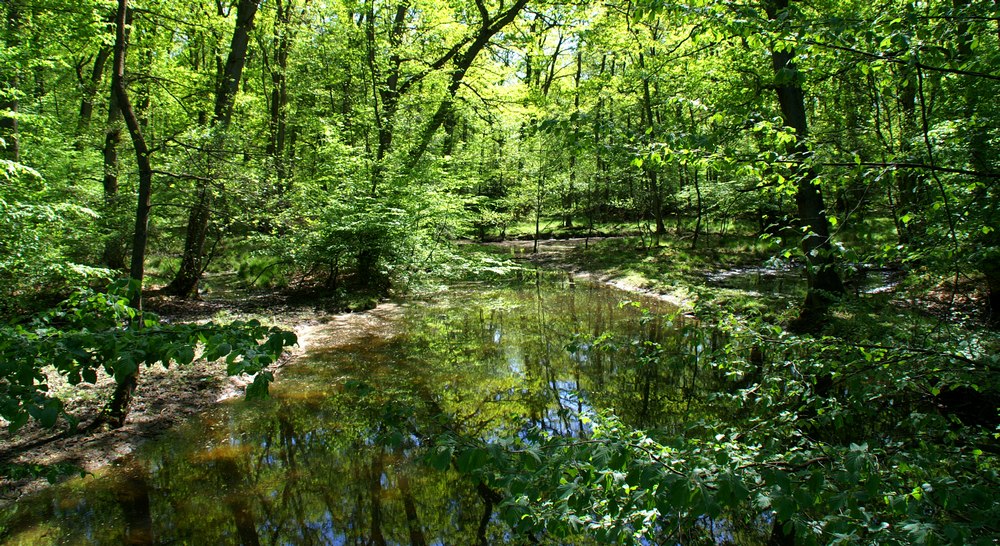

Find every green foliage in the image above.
[0,462,87,485]
[0,162,108,317]
[0,280,297,435]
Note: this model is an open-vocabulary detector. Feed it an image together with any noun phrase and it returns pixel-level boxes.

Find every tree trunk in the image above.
[266,0,293,188]
[638,52,666,235]
[0,0,20,162]
[764,0,844,328]
[77,46,113,136]
[365,2,408,196]
[564,50,582,229]
[692,166,703,249]
[102,81,128,270]
[166,0,259,298]
[109,0,155,427]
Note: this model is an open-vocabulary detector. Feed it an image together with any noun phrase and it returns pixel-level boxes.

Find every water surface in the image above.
[2,277,728,545]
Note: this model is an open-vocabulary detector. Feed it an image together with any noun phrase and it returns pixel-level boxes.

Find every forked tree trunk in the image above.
[405,0,529,168]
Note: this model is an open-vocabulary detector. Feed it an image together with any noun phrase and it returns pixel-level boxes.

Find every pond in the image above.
[1,275,737,545]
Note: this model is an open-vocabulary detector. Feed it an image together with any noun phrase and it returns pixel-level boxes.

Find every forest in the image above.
[1,0,999,543]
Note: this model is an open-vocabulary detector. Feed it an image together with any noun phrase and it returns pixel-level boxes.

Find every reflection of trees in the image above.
[117,462,153,545]
[4,279,718,544]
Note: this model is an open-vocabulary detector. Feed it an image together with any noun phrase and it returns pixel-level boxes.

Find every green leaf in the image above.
[455,447,490,473]
[426,445,454,471]
[245,371,273,401]
[177,345,195,365]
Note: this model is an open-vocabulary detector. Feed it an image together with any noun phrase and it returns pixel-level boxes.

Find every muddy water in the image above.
[1,276,723,545]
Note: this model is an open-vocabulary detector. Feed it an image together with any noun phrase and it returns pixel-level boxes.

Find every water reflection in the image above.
[2,276,732,544]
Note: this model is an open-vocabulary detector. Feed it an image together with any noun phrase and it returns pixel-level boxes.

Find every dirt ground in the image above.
[0,296,403,508]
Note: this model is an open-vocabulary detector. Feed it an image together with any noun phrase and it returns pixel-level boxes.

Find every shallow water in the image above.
[1,276,730,545]
[705,264,902,298]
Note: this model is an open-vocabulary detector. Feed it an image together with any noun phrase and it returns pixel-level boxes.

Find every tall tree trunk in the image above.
[0,0,20,162]
[692,166,703,249]
[266,0,293,188]
[895,67,923,244]
[764,0,844,329]
[101,73,127,270]
[637,52,666,235]
[564,50,582,229]
[108,0,155,428]
[365,1,409,196]
[166,0,259,298]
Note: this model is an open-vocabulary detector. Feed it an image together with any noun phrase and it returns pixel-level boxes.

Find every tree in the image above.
[0,0,20,161]
[107,0,157,425]
[761,0,844,326]
[165,0,260,298]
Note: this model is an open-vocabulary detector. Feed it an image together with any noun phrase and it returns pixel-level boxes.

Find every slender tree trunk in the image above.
[638,52,666,235]
[166,0,259,298]
[564,50,582,229]
[77,46,113,136]
[0,0,20,162]
[368,451,387,546]
[534,157,542,254]
[692,166,703,249]
[101,76,127,270]
[895,69,922,244]
[764,0,844,328]
[266,0,293,188]
[366,1,408,196]
[108,0,154,428]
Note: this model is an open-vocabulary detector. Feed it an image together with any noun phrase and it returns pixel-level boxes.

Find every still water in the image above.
[2,276,728,545]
